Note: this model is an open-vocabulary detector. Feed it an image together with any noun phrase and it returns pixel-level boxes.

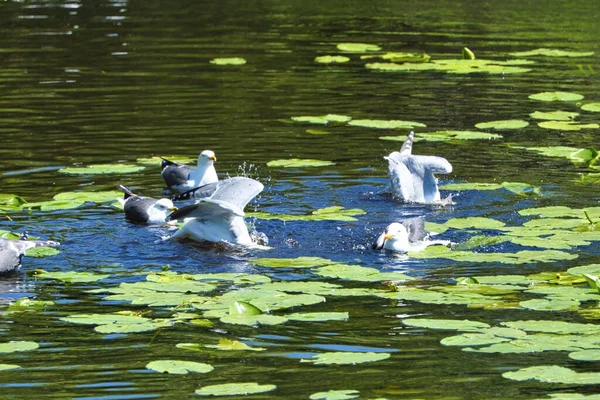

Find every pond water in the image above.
[2,0,600,398]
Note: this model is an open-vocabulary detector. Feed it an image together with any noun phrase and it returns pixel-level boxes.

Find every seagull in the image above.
[117,185,178,224]
[0,232,60,275]
[385,131,452,204]
[166,177,264,246]
[160,150,218,191]
[372,217,450,253]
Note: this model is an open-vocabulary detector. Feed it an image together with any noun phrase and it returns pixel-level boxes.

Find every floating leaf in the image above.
[529,91,584,102]
[444,217,506,230]
[519,298,580,311]
[0,341,39,353]
[301,352,390,365]
[315,55,350,64]
[509,48,594,57]
[440,181,539,196]
[581,103,600,112]
[514,146,588,161]
[380,130,502,142]
[306,129,329,135]
[337,43,381,52]
[146,360,214,374]
[501,320,600,334]
[360,52,430,63]
[291,114,352,124]
[287,312,349,322]
[205,339,266,352]
[136,155,196,166]
[266,159,335,168]
[59,164,144,175]
[252,256,335,269]
[31,270,109,283]
[503,365,600,384]
[229,301,262,316]
[440,333,511,347]
[314,264,413,282]
[462,47,476,60]
[25,247,60,258]
[309,390,360,400]
[348,119,426,129]
[538,121,599,131]
[569,350,600,361]
[402,318,490,331]
[251,206,365,222]
[529,110,579,121]
[0,364,20,371]
[366,59,532,75]
[195,382,277,396]
[475,119,529,130]
[209,57,246,65]
[6,298,54,312]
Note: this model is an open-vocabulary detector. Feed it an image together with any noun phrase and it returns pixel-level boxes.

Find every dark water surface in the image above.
[1,0,600,398]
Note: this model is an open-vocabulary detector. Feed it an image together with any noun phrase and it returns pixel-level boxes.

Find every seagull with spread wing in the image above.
[166,177,264,246]
[385,131,452,203]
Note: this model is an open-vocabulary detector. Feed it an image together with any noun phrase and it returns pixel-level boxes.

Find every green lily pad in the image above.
[267,159,335,168]
[509,48,594,57]
[146,360,214,374]
[315,55,350,64]
[0,364,20,371]
[501,320,600,334]
[229,301,262,316]
[136,155,196,166]
[337,43,381,52]
[366,59,532,75]
[519,298,580,311]
[205,339,266,351]
[380,130,502,142]
[195,382,277,396]
[360,52,430,63]
[209,57,247,65]
[30,270,109,283]
[59,164,145,175]
[444,217,506,229]
[291,114,352,124]
[514,146,589,160]
[0,341,39,353]
[529,91,584,102]
[60,312,152,326]
[24,247,60,258]
[503,365,600,384]
[440,181,539,196]
[440,332,511,347]
[529,111,579,120]
[252,256,335,269]
[348,119,426,129]
[309,390,360,400]
[402,318,490,331]
[287,312,349,322]
[568,264,600,276]
[475,119,529,130]
[301,351,390,365]
[569,350,600,361]
[314,264,413,282]
[6,298,54,312]
[538,121,599,131]
[0,194,27,211]
[251,206,365,222]
[581,103,600,112]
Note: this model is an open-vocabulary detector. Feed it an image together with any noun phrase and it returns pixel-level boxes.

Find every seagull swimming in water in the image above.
[166,177,264,246]
[0,232,60,275]
[117,185,178,224]
[372,217,450,253]
[160,150,218,191]
[385,131,452,204]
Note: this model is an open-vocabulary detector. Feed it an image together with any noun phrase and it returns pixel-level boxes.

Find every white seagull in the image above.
[166,177,264,246]
[160,150,218,191]
[385,131,452,204]
[372,217,450,253]
[0,232,60,275]
[117,185,178,224]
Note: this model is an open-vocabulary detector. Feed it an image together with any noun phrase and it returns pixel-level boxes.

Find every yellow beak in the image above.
[210,156,217,162]
[169,206,178,211]
[384,233,394,240]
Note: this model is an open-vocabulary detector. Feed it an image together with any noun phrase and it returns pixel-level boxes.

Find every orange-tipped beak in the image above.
[384,233,394,240]
[210,156,217,162]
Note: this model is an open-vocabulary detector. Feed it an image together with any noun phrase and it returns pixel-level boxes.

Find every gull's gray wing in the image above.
[209,177,263,210]
[124,197,156,224]
[172,181,219,201]
[160,157,195,188]
[411,155,452,174]
[402,217,428,243]
[399,131,415,155]
[387,155,421,201]
[0,237,59,275]
[167,199,244,221]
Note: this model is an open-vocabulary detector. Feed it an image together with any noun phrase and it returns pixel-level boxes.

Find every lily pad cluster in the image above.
[250,206,366,222]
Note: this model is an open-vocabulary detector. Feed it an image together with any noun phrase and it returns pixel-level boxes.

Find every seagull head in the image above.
[147,198,178,223]
[372,222,409,250]
[198,150,217,166]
